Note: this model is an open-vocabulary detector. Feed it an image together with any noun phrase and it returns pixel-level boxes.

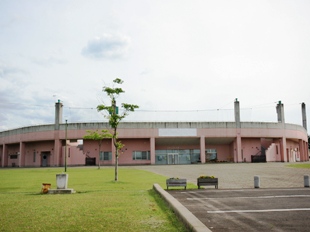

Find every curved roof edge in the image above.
[0,121,307,138]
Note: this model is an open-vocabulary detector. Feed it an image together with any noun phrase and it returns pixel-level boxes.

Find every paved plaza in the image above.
[133,162,310,189]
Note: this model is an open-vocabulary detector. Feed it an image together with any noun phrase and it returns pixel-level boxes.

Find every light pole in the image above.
[65,119,68,172]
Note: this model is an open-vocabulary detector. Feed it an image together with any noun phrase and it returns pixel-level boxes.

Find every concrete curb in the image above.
[153,183,211,232]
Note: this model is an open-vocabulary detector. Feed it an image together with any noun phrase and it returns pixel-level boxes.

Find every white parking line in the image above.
[207,208,310,213]
[187,195,310,200]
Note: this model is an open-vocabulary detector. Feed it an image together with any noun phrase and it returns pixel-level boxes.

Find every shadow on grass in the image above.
[147,188,187,231]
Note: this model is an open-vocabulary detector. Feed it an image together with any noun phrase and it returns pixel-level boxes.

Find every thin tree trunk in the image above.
[113,133,119,181]
[115,149,118,181]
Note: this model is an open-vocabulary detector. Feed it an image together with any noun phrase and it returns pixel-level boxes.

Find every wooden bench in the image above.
[166,179,187,190]
[197,178,218,189]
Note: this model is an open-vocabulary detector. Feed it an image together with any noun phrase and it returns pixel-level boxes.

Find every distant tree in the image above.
[83,129,111,169]
[97,78,139,181]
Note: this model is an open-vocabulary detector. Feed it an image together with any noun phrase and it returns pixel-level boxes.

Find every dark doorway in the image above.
[85,157,96,166]
[41,152,51,167]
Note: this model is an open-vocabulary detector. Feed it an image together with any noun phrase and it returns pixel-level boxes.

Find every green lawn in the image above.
[287,163,310,169]
[0,167,188,232]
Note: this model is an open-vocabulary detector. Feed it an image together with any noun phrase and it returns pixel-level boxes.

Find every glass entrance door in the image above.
[167,153,179,164]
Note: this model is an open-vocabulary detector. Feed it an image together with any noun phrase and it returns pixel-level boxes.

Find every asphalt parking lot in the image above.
[168,188,310,231]
[133,162,310,231]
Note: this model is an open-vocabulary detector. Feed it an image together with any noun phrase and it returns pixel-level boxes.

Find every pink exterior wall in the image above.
[205,144,231,162]
[83,139,111,165]
[61,142,85,166]
[23,141,54,167]
[120,139,151,165]
[0,122,308,167]
[5,143,19,167]
[241,138,261,163]
[155,144,200,150]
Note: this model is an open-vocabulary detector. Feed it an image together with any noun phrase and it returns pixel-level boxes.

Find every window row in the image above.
[99,151,150,161]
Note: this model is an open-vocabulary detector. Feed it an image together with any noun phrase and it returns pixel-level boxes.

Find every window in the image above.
[132,151,150,160]
[33,151,36,162]
[10,154,18,159]
[100,151,112,161]
[205,149,217,161]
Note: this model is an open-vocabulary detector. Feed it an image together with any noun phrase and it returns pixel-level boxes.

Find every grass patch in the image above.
[0,167,187,232]
[286,163,310,169]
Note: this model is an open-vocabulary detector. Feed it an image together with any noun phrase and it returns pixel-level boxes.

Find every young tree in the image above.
[83,129,111,169]
[97,78,139,181]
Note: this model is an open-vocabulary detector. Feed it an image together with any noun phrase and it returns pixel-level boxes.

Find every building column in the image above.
[235,133,242,163]
[306,141,309,161]
[54,139,62,167]
[200,136,206,163]
[303,140,307,161]
[234,99,242,163]
[19,142,26,167]
[2,144,7,167]
[276,101,285,123]
[150,137,155,164]
[55,100,63,130]
[280,138,287,162]
[234,98,241,128]
[299,139,305,161]
[302,102,307,131]
[302,140,309,162]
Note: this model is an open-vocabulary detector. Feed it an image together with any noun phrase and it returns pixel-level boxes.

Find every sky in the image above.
[1,0,310,131]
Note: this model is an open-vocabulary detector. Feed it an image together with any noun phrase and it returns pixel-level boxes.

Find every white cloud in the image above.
[0,1,310,131]
[32,55,67,67]
[0,62,27,78]
[82,33,131,60]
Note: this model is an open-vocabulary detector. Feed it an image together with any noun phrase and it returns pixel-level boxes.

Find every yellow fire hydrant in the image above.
[41,183,51,194]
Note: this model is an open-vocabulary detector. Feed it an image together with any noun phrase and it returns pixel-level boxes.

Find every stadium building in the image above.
[0,100,308,167]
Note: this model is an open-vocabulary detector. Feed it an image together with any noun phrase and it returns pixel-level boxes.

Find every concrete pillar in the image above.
[304,175,310,187]
[234,98,241,128]
[1,145,5,167]
[302,102,307,131]
[276,101,285,123]
[2,144,8,167]
[19,142,25,167]
[236,134,242,163]
[254,176,260,188]
[53,139,62,167]
[150,137,155,164]
[304,140,309,162]
[55,100,63,130]
[280,138,287,162]
[299,140,303,161]
[300,139,308,162]
[200,136,206,163]
[234,99,242,163]
[56,173,68,189]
